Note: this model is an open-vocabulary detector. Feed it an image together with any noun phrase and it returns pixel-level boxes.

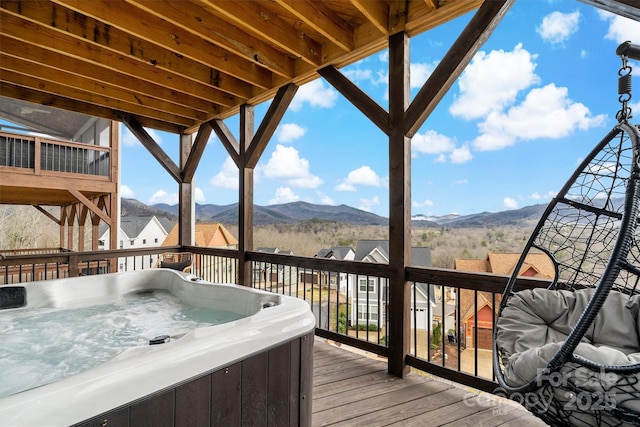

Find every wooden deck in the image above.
[312,339,548,427]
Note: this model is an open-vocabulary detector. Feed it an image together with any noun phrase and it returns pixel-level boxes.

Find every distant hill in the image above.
[122,198,549,228]
[192,201,388,226]
[121,199,178,223]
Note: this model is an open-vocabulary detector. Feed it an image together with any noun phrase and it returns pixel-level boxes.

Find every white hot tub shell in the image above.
[0,269,316,427]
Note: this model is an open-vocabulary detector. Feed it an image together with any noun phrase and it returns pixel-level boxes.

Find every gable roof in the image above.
[99,215,169,239]
[162,223,238,248]
[316,246,354,259]
[354,240,390,262]
[120,216,162,239]
[354,240,432,267]
[461,292,493,323]
[455,252,554,279]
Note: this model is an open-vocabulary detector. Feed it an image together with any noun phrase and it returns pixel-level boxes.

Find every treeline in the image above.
[231,219,533,268]
[1,207,533,269]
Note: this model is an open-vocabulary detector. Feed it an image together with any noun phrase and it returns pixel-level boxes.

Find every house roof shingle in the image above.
[162,223,238,248]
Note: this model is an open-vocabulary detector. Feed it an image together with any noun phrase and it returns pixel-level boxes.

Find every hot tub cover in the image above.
[496,288,640,414]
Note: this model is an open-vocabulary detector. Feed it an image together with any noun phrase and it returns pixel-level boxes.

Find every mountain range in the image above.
[121,198,548,228]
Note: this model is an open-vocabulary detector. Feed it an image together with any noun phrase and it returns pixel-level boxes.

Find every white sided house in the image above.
[315,241,436,332]
[98,215,173,271]
[312,246,356,293]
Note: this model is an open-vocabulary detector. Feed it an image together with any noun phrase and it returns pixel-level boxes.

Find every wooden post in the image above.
[179,133,194,247]
[109,120,119,268]
[238,105,254,286]
[387,31,411,377]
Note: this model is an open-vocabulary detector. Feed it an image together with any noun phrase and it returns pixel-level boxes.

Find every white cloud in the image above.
[598,10,640,44]
[121,126,163,147]
[453,179,468,185]
[503,197,519,209]
[335,165,385,191]
[537,11,580,44]
[277,123,306,143]
[410,62,438,88]
[148,189,178,205]
[344,68,387,86]
[269,187,300,204]
[120,184,136,198]
[412,130,456,155]
[413,199,434,208]
[194,187,206,203]
[450,44,540,120]
[530,191,557,200]
[450,145,473,163]
[290,80,338,111]
[146,188,204,204]
[317,192,336,205]
[358,195,380,212]
[210,157,239,189]
[473,83,607,151]
[262,144,323,188]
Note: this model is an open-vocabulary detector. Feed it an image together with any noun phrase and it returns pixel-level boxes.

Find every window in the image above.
[154,238,158,243]
[98,240,104,246]
[357,304,378,322]
[358,277,375,293]
[142,239,147,245]
[119,240,123,249]
[130,240,134,246]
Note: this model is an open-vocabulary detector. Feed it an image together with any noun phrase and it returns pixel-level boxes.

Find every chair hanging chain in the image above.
[616,51,633,123]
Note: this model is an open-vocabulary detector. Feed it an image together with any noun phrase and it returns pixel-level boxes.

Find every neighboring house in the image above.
[315,240,436,331]
[454,252,554,349]
[162,223,238,281]
[162,223,238,249]
[311,246,356,292]
[98,215,173,271]
[254,247,297,289]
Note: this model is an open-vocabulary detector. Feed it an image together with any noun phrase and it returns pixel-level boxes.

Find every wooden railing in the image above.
[0,245,548,393]
[0,132,110,177]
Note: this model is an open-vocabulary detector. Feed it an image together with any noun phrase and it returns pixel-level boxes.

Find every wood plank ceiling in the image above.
[1,0,639,137]
[1,0,485,135]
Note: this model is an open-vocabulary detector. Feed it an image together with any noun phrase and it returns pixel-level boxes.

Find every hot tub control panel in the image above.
[0,286,26,309]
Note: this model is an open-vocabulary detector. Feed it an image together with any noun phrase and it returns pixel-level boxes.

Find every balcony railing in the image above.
[0,132,110,177]
[0,245,548,394]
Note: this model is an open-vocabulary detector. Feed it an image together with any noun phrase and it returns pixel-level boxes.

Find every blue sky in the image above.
[116,0,640,218]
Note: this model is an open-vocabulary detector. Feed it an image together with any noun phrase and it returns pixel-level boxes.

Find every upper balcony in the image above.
[0,130,115,206]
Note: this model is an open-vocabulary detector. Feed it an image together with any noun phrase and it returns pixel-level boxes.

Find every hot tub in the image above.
[0,269,316,427]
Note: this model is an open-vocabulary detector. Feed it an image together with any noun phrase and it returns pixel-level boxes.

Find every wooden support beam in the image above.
[109,122,119,265]
[238,105,254,287]
[59,206,68,249]
[246,83,298,168]
[212,119,240,167]
[78,205,88,252]
[66,203,77,251]
[318,66,389,135]
[179,133,195,247]
[121,114,182,183]
[183,122,213,183]
[404,0,514,137]
[68,190,111,224]
[387,31,411,378]
[33,205,61,225]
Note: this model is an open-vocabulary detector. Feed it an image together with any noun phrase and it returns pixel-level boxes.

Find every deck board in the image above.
[312,339,548,427]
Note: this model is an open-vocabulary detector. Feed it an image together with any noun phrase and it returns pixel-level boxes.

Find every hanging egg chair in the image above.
[493,41,640,427]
